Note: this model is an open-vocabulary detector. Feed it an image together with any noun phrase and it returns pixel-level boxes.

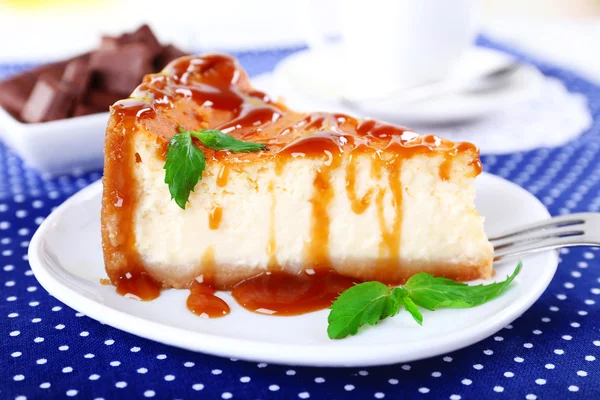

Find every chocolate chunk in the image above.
[20,74,74,123]
[73,102,106,117]
[38,62,68,82]
[87,90,123,110]
[99,35,122,51]
[127,24,162,58]
[0,56,89,119]
[62,59,91,100]
[155,44,188,70]
[0,24,175,123]
[90,43,154,95]
[0,73,37,117]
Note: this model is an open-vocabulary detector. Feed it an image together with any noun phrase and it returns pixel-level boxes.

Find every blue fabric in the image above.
[2,38,600,400]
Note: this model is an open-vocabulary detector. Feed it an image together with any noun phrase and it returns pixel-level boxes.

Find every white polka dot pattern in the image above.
[2,41,600,399]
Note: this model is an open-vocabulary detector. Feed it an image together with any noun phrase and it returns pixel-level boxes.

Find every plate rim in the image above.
[28,173,558,367]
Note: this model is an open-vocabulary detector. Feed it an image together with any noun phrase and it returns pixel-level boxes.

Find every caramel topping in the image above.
[115,55,480,162]
[208,205,223,230]
[231,269,356,316]
[217,104,283,136]
[216,164,230,187]
[102,100,162,301]
[185,246,228,318]
[375,158,404,281]
[345,153,374,214]
[266,180,279,269]
[439,153,454,181]
[116,271,161,301]
[307,149,341,269]
[186,280,230,318]
[199,246,216,284]
[102,53,485,314]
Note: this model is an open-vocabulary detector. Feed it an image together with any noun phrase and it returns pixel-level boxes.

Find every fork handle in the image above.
[494,236,600,260]
[489,213,588,242]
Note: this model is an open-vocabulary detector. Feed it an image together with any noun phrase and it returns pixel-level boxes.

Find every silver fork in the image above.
[490,213,600,260]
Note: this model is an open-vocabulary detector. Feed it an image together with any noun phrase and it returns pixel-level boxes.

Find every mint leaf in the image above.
[392,287,423,326]
[164,131,206,209]
[179,127,267,152]
[165,127,267,209]
[404,261,522,311]
[327,282,400,339]
[327,262,522,339]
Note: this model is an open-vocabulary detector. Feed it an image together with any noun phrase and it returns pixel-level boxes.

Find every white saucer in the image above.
[29,173,557,367]
[263,46,544,124]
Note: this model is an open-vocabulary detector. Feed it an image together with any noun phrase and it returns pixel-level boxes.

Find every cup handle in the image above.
[294,0,332,50]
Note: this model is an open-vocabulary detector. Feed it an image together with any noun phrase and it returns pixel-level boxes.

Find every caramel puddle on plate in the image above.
[187,280,230,318]
[231,269,356,316]
[186,246,231,318]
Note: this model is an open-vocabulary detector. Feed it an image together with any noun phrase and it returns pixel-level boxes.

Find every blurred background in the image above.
[1,0,599,68]
[0,0,598,172]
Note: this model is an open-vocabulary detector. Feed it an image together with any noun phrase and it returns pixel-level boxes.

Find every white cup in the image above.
[297,0,479,99]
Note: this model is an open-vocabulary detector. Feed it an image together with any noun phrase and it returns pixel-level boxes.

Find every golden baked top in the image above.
[109,54,481,173]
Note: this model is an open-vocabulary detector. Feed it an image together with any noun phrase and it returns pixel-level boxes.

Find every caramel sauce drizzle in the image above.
[374,158,405,280]
[103,54,484,316]
[345,153,374,214]
[384,159,404,260]
[266,180,279,269]
[103,100,162,301]
[216,164,230,187]
[186,247,230,318]
[370,152,384,180]
[308,164,336,268]
[208,205,223,230]
[439,150,456,181]
[280,133,348,269]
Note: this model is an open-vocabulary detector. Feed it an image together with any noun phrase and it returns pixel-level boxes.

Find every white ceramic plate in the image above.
[0,106,107,175]
[261,46,544,124]
[29,173,557,367]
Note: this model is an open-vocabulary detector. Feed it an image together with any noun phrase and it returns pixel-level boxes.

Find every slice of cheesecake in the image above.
[101,54,493,295]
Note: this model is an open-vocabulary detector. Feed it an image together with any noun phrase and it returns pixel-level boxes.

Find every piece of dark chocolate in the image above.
[73,102,106,117]
[0,25,183,123]
[99,35,122,51]
[127,24,162,58]
[62,59,91,100]
[38,62,69,82]
[20,74,74,123]
[0,73,37,117]
[0,55,89,119]
[87,90,123,110]
[90,43,154,95]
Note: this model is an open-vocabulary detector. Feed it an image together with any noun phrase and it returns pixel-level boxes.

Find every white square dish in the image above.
[0,106,107,175]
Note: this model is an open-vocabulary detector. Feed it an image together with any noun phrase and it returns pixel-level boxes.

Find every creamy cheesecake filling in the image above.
[101,54,494,315]
[129,128,492,289]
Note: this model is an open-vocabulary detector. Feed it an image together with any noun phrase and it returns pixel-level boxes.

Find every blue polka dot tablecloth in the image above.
[2,37,600,400]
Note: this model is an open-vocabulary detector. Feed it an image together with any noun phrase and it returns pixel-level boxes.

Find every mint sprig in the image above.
[164,131,207,209]
[184,127,267,152]
[327,261,522,339]
[326,282,401,339]
[404,263,521,311]
[164,127,267,209]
